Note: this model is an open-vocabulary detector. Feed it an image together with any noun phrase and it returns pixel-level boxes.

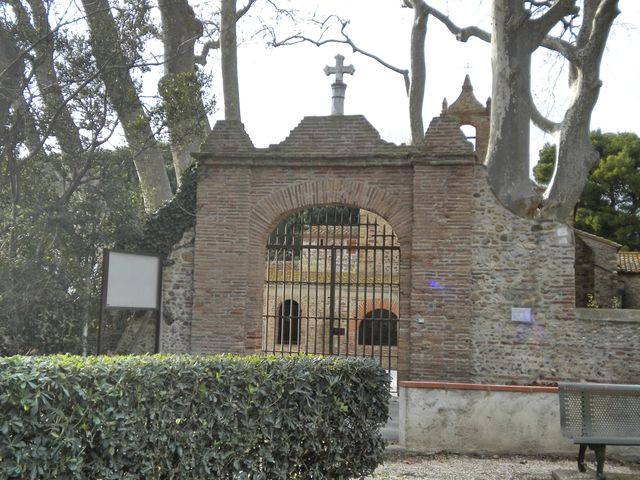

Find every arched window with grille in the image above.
[358,308,398,346]
[277,300,300,345]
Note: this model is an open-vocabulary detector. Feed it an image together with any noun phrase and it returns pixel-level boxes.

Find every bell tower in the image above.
[441,75,491,162]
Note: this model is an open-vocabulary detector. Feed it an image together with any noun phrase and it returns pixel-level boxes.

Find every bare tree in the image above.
[403,0,429,143]
[81,0,173,210]
[405,0,619,221]
[275,1,619,222]
[219,0,258,121]
[157,0,212,182]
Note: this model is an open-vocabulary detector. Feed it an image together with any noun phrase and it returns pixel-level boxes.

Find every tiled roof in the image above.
[618,252,640,273]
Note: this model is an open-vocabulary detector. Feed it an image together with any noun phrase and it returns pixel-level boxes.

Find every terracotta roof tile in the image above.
[618,252,640,273]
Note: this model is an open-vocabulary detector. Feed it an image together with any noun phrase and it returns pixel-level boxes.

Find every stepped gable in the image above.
[199,120,255,154]
[268,115,399,155]
[423,114,474,156]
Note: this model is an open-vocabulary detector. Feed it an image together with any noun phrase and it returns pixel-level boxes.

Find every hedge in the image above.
[0,354,390,479]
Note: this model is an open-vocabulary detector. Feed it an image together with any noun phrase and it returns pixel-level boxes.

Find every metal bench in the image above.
[559,382,640,479]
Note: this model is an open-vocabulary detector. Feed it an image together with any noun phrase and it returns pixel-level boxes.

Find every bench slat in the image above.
[559,382,640,394]
[573,437,640,446]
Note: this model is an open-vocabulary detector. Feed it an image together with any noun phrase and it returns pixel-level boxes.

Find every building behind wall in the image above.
[574,230,623,308]
[618,251,640,308]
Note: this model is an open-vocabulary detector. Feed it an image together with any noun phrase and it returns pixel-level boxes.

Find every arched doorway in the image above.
[262,206,400,372]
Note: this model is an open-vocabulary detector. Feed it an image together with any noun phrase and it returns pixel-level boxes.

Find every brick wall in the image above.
[157,114,639,385]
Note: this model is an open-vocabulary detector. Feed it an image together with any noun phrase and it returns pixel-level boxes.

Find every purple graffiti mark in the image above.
[514,320,551,343]
[428,279,446,290]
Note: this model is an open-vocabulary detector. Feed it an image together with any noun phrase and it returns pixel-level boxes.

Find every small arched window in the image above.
[460,124,477,150]
[358,309,398,346]
[277,300,300,345]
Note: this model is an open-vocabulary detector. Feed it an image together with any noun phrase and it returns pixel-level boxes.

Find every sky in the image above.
[206,0,640,166]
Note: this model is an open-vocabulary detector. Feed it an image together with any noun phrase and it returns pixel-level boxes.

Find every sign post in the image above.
[98,250,163,354]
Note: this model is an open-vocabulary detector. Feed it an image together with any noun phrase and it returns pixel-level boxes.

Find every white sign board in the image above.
[511,307,534,324]
[104,251,161,309]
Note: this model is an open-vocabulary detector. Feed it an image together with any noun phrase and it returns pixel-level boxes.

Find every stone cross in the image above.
[324,54,355,116]
[324,54,355,83]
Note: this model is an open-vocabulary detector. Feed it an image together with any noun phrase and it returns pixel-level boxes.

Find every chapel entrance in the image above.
[262,206,400,373]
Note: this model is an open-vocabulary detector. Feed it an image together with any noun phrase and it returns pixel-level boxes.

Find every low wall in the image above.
[399,381,639,460]
[399,381,572,455]
[576,308,640,323]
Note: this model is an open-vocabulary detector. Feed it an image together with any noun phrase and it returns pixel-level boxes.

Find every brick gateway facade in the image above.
[156,80,640,385]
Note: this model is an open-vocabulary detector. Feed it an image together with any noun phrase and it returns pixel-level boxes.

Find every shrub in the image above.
[0,354,390,479]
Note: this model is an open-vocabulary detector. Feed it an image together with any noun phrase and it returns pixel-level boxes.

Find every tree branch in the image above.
[273,19,410,94]
[529,0,580,47]
[195,39,220,65]
[424,4,490,43]
[527,91,561,133]
[540,36,576,61]
[236,0,258,20]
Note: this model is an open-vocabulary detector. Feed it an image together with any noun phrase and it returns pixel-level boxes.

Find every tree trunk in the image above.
[158,0,211,183]
[486,0,540,216]
[221,0,242,121]
[81,0,172,210]
[408,1,428,144]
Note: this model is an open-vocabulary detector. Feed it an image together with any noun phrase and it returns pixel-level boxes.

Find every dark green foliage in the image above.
[0,149,146,355]
[122,163,198,257]
[0,355,390,479]
[534,132,640,250]
[158,72,211,145]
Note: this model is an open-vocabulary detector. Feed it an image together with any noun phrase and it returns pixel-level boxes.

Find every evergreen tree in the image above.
[534,131,640,250]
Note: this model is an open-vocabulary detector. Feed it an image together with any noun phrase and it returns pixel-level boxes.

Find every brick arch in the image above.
[349,300,399,344]
[248,179,411,252]
[354,299,399,320]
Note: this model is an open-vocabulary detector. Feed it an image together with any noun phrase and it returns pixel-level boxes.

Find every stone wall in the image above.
[621,274,640,308]
[572,308,640,383]
[574,235,595,307]
[160,229,194,352]
[470,169,577,384]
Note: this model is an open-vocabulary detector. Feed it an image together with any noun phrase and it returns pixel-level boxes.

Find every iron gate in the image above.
[262,206,400,373]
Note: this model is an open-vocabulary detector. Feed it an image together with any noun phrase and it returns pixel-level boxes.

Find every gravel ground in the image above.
[364,451,640,480]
